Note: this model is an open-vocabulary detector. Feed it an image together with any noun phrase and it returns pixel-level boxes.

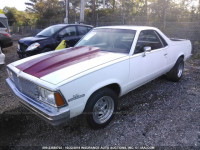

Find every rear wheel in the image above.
[85,88,118,129]
[167,57,184,82]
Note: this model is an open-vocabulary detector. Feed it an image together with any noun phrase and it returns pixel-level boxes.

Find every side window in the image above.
[0,22,6,28]
[87,27,92,32]
[155,31,168,47]
[59,26,76,37]
[78,26,88,36]
[135,30,163,54]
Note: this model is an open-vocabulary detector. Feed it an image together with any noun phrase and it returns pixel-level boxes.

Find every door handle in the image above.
[164,53,168,56]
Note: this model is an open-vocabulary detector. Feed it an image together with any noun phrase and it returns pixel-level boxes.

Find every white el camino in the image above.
[6,26,192,128]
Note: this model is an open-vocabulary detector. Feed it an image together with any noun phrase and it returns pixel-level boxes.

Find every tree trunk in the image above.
[65,0,69,23]
[163,8,166,29]
[80,0,85,23]
[92,0,96,23]
[199,0,200,20]
[113,0,115,12]
[163,0,168,29]
[145,0,148,22]
[103,0,105,9]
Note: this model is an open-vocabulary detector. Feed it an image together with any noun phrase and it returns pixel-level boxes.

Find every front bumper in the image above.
[17,49,40,58]
[6,78,70,126]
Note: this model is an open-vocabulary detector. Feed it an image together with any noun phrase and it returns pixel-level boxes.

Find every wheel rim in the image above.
[177,62,183,78]
[93,96,114,124]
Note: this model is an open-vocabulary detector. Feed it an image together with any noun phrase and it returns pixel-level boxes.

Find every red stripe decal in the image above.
[16,46,104,78]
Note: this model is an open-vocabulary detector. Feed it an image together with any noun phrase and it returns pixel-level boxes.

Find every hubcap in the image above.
[93,96,114,124]
[177,62,183,78]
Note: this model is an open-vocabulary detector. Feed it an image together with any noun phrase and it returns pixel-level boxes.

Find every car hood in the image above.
[19,36,49,45]
[14,46,127,84]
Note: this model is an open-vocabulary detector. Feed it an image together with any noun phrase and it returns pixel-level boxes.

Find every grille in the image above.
[12,70,20,90]
[20,78,39,100]
[11,71,39,100]
[19,44,28,51]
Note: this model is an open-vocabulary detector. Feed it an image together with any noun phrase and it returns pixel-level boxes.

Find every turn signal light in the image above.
[54,92,65,107]
[2,33,10,37]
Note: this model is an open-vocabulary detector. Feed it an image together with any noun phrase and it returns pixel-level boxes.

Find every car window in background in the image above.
[0,22,6,28]
[59,26,77,37]
[78,26,89,36]
[76,28,136,54]
[36,25,65,37]
[87,27,92,32]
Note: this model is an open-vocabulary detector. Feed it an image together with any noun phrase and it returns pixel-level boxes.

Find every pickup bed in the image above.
[170,38,188,41]
[6,26,192,129]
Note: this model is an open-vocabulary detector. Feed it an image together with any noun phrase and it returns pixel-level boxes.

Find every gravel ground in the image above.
[0,42,200,149]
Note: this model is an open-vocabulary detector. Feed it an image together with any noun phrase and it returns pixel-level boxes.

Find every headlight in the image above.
[26,43,40,51]
[37,87,65,107]
[18,44,20,50]
[7,69,14,81]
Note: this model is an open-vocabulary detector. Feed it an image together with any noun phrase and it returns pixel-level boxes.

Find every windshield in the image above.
[75,28,136,54]
[36,25,65,37]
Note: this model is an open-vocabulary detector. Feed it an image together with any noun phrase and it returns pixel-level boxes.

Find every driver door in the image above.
[128,30,168,90]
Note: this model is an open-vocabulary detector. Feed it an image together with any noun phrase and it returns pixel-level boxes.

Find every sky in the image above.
[0,0,27,11]
[0,0,199,12]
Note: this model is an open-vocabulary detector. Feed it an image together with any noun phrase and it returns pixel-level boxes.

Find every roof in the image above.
[95,25,157,31]
[51,23,93,28]
[0,14,7,19]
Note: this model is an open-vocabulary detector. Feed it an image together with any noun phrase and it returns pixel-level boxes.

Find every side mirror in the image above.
[143,46,152,57]
[143,46,151,52]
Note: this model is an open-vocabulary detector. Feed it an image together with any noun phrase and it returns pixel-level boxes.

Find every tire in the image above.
[167,57,184,82]
[18,54,23,59]
[85,88,118,129]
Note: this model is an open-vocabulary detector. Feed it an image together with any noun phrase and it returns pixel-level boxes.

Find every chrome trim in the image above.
[6,78,70,126]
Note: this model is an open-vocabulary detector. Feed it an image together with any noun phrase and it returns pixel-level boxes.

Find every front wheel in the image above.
[167,57,184,82]
[85,88,118,129]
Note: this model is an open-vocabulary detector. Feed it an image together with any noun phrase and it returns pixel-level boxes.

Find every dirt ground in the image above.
[0,42,200,149]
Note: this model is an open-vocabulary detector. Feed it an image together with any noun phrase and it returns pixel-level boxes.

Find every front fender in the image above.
[83,79,121,107]
[59,79,122,118]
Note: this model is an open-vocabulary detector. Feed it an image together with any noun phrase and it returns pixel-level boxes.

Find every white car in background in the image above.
[6,26,192,129]
[0,46,5,64]
[0,14,12,65]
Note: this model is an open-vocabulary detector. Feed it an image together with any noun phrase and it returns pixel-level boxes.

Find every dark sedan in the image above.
[0,32,13,50]
[17,24,93,58]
